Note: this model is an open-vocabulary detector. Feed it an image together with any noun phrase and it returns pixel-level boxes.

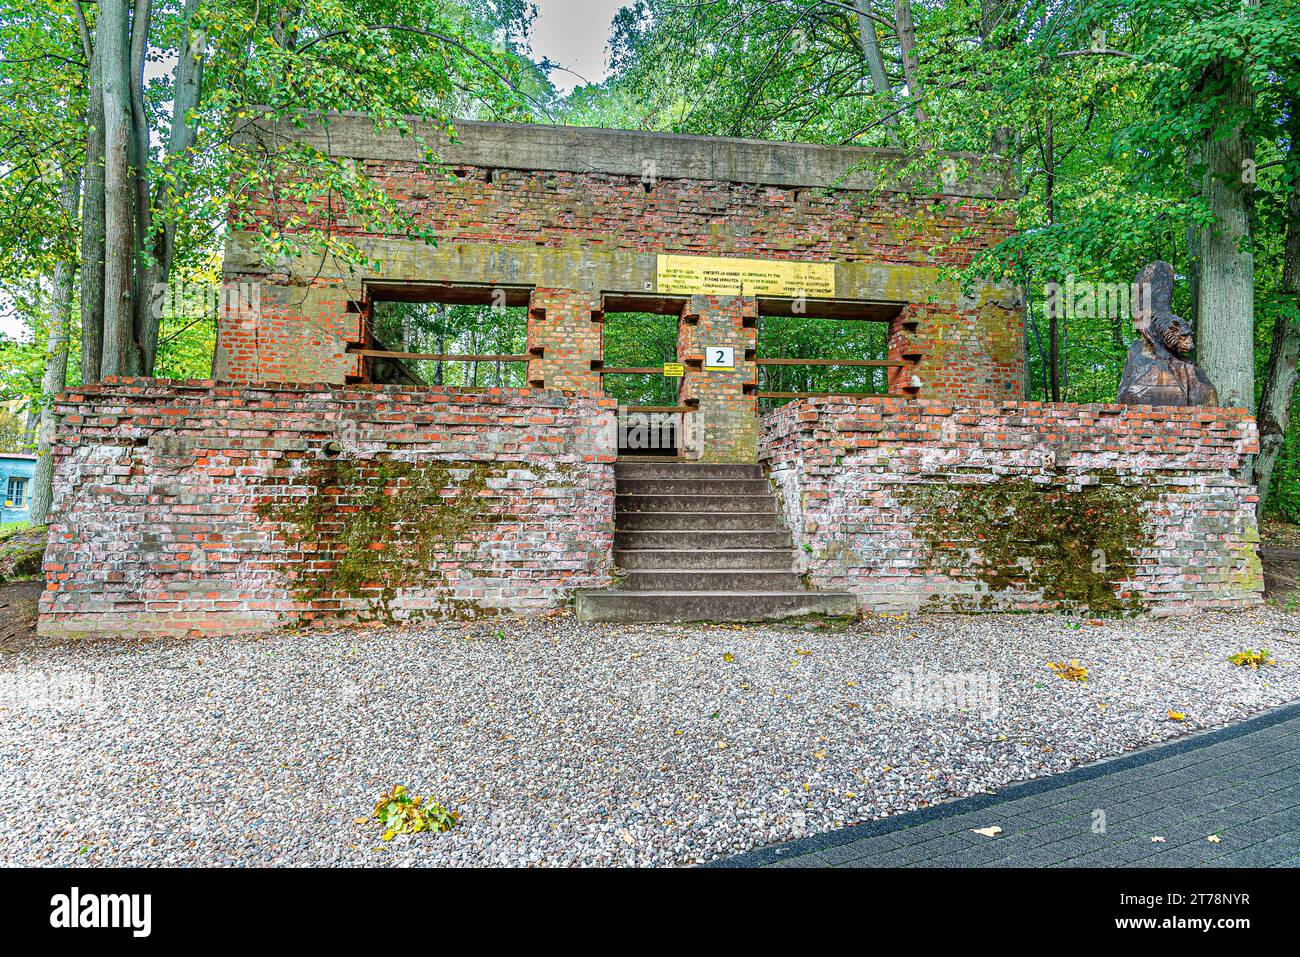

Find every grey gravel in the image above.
[2,608,1298,867]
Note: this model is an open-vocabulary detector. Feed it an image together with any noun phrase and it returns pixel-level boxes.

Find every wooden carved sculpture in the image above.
[1117,261,1218,407]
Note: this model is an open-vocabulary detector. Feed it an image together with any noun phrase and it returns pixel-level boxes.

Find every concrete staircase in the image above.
[574,460,858,623]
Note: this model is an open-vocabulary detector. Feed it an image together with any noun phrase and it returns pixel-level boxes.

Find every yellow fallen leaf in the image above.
[723,652,735,663]
[1168,710,1185,721]
[352,817,369,825]
[814,749,827,760]
[971,826,1002,837]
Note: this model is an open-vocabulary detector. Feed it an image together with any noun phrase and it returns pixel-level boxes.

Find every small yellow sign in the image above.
[662,362,685,378]
[656,254,835,298]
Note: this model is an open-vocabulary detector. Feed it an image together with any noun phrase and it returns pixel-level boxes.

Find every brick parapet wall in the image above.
[759,397,1263,615]
[38,379,617,638]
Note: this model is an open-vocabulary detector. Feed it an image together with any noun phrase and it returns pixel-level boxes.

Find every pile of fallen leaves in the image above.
[1227,648,1275,669]
[1047,660,1088,682]
[365,785,459,841]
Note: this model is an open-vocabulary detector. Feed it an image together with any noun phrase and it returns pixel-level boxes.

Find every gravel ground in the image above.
[2,608,1299,867]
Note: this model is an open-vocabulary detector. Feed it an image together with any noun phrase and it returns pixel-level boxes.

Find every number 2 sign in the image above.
[704,346,735,370]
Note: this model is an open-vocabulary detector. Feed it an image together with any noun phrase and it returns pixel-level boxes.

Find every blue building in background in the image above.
[1,453,36,524]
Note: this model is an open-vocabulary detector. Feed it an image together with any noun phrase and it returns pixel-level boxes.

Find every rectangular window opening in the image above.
[366,294,531,389]
[756,313,891,414]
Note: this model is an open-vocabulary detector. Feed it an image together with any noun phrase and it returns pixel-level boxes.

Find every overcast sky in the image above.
[530,0,626,93]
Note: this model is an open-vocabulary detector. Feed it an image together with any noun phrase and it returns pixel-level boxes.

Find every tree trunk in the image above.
[1042,110,1060,402]
[100,0,136,378]
[1253,109,1300,520]
[853,0,898,146]
[892,0,927,125]
[79,21,106,385]
[132,0,205,377]
[129,0,154,376]
[29,170,82,526]
[1196,60,1256,411]
[978,0,1014,156]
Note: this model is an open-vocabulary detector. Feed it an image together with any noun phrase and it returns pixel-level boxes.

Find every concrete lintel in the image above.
[223,234,997,309]
[235,111,1013,199]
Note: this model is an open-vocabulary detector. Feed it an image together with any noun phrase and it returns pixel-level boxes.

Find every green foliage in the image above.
[370,301,528,387]
[0,0,553,408]
[602,312,679,406]
[371,785,458,841]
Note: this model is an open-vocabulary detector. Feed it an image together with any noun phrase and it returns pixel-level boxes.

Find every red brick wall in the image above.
[760,397,1263,615]
[38,379,617,638]
[223,152,1021,401]
[677,295,760,462]
[527,288,603,392]
[249,164,1014,267]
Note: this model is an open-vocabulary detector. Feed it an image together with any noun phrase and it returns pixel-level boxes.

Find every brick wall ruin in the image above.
[35,115,1265,636]
[38,379,616,638]
[760,397,1263,615]
[219,115,1025,456]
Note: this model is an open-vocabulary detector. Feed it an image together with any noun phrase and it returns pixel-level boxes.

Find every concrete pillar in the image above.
[526,287,604,392]
[678,295,758,462]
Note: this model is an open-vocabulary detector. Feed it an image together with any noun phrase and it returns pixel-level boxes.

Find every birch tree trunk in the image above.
[132,0,205,376]
[29,170,82,526]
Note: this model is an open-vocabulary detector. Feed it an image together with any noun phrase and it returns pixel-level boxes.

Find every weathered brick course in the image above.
[760,397,1263,615]
[38,379,616,638]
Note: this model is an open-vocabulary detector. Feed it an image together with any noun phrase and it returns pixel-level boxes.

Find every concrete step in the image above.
[615,548,797,570]
[574,590,859,623]
[616,477,773,496]
[621,569,803,591]
[617,493,776,514]
[614,529,794,550]
[615,462,764,481]
[616,511,784,531]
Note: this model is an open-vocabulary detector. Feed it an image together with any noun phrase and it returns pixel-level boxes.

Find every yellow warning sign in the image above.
[662,362,685,377]
[656,254,835,298]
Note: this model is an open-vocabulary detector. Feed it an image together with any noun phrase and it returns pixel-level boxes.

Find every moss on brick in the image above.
[257,457,502,622]
[900,478,1159,614]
